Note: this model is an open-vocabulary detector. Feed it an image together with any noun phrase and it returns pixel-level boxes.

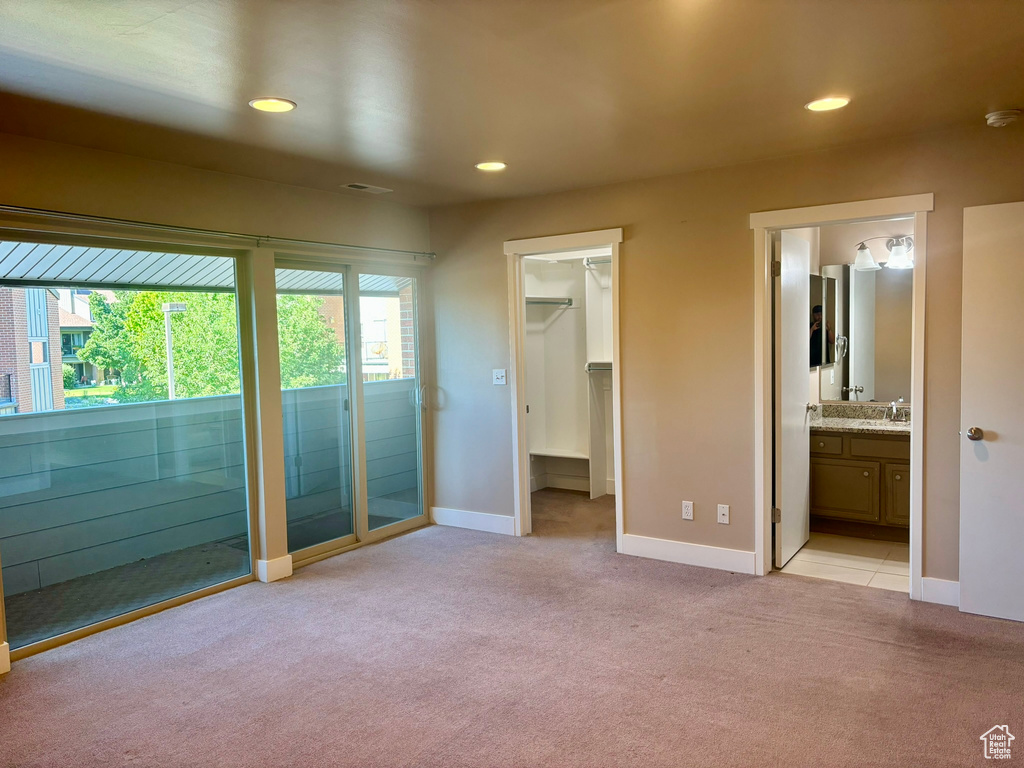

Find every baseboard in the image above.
[606,478,615,495]
[921,577,960,607]
[0,641,10,675]
[544,473,590,492]
[431,507,516,536]
[621,533,756,575]
[257,554,293,583]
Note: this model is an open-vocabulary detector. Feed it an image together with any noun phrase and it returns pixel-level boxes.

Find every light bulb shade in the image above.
[854,244,881,271]
[886,242,914,269]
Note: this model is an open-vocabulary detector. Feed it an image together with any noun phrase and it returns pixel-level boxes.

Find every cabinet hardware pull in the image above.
[895,474,902,481]
[863,471,870,477]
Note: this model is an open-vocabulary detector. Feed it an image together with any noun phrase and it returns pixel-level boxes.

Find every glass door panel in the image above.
[356,273,424,532]
[275,266,355,552]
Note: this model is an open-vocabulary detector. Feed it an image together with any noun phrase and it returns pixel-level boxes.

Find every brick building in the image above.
[0,286,66,415]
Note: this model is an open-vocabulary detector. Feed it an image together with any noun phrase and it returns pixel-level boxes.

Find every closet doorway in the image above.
[505,229,624,548]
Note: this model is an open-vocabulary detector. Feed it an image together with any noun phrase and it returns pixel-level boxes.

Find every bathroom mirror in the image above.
[818,264,912,403]
[809,275,836,370]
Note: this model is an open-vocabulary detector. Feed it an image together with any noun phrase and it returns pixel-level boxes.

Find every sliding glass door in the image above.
[356,272,424,532]
[275,267,356,552]
[275,263,425,557]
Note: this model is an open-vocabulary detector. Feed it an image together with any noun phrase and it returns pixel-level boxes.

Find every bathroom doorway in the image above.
[504,229,624,547]
[750,195,931,597]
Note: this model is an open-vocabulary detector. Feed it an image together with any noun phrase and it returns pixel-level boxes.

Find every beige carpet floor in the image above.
[1,488,1022,767]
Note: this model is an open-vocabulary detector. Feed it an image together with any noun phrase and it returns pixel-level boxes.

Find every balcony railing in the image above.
[0,378,418,598]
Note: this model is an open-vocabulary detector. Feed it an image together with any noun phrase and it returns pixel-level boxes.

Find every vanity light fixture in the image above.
[852,236,914,271]
[885,237,914,270]
[853,242,881,271]
[475,161,507,172]
[248,97,297,113]
[805,96,850,112]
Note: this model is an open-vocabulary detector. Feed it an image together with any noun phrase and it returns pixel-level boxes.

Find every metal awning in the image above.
[275,269,413,297]
[0,241,235,291]
[0,240,415,296]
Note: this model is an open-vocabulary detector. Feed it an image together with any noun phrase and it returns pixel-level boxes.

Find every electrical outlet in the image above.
[492,369,507,385]
[682,501,694,520]
[717,504,730,524]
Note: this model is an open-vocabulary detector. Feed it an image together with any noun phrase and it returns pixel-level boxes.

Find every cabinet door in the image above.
[885,464,911,527]
[810,458,880,522]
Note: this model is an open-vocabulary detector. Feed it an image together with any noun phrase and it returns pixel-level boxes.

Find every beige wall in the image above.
[0,132,430,252]
[429,124,1024,581]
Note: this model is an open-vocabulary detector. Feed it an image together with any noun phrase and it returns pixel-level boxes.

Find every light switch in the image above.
[493,369,507,385]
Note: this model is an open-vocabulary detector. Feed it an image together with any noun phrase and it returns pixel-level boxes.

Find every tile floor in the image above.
[780,532,909,592]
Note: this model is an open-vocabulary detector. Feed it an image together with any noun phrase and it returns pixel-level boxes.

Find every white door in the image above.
[775,231,812,567]
[960,202,1024,622]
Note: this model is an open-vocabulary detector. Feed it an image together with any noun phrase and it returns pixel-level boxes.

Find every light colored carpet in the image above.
[1,488,1022,767]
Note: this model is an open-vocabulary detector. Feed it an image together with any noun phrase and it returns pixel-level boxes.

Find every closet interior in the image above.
[524,248,614,499]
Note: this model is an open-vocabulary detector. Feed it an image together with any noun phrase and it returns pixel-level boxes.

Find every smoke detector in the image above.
[985,110,1021,128]
[342,182,393,194]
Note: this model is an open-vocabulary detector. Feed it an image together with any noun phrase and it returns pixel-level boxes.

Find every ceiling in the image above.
[0,0,1021,207]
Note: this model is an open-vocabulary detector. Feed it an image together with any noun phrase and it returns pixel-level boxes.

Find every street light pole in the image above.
[162,302,187,400]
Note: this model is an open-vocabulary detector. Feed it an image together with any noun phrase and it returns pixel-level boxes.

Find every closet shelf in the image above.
[585,362,612,372]
[526,296,573,307]
[529,448,589,460]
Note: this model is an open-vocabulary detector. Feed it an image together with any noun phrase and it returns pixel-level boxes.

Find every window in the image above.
[0,239,252,650]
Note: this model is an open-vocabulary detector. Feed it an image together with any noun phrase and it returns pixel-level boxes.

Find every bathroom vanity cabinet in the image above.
[810,430,910,532]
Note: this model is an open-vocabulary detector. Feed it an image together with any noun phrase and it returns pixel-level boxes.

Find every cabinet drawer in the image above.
[810,458,880,523]
[811,434,843,455]
[885,464,911,526]
[850,437,910,460]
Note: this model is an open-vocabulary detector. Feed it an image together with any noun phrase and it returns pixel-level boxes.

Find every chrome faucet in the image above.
[887,397,909,422]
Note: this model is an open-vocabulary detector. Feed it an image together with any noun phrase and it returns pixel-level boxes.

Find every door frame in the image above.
[504,228,624,547]
[750,194,933,598]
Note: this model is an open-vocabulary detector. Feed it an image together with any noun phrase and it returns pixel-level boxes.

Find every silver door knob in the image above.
[967,426,984,441]
[806,403,818,413]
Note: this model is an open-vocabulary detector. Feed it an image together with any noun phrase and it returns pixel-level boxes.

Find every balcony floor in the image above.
[4,541,250,650]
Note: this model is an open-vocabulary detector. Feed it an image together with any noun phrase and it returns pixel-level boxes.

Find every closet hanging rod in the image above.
[584,257,612,266]
[585,362,613,372]
[526,297,573,307]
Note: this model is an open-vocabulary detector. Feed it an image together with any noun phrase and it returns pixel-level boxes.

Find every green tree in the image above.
[277,295,346,389]
[79,290,344,403]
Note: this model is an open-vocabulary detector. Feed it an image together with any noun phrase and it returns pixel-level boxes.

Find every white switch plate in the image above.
[830,369,835,385]
[682,501,693,520]
[717,504,730,524]
[492,369,507,385]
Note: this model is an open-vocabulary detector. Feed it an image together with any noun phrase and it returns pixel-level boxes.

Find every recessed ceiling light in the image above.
[805,96,850,112]
[248,97,297,113]
[475,161,507,172]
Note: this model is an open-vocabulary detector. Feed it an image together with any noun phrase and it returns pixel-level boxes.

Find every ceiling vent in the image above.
[985,110,1021,128]
[343,182,394,195]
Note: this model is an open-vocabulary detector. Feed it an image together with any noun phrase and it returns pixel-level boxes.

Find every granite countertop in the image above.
[810,402,912,435]
[810,416,911,435]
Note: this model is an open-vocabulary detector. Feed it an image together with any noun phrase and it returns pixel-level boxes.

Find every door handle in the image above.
[967,426,984,441]
[806,403,818,413]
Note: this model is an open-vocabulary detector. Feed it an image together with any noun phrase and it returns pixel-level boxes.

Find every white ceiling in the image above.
[0,0,1021,206]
